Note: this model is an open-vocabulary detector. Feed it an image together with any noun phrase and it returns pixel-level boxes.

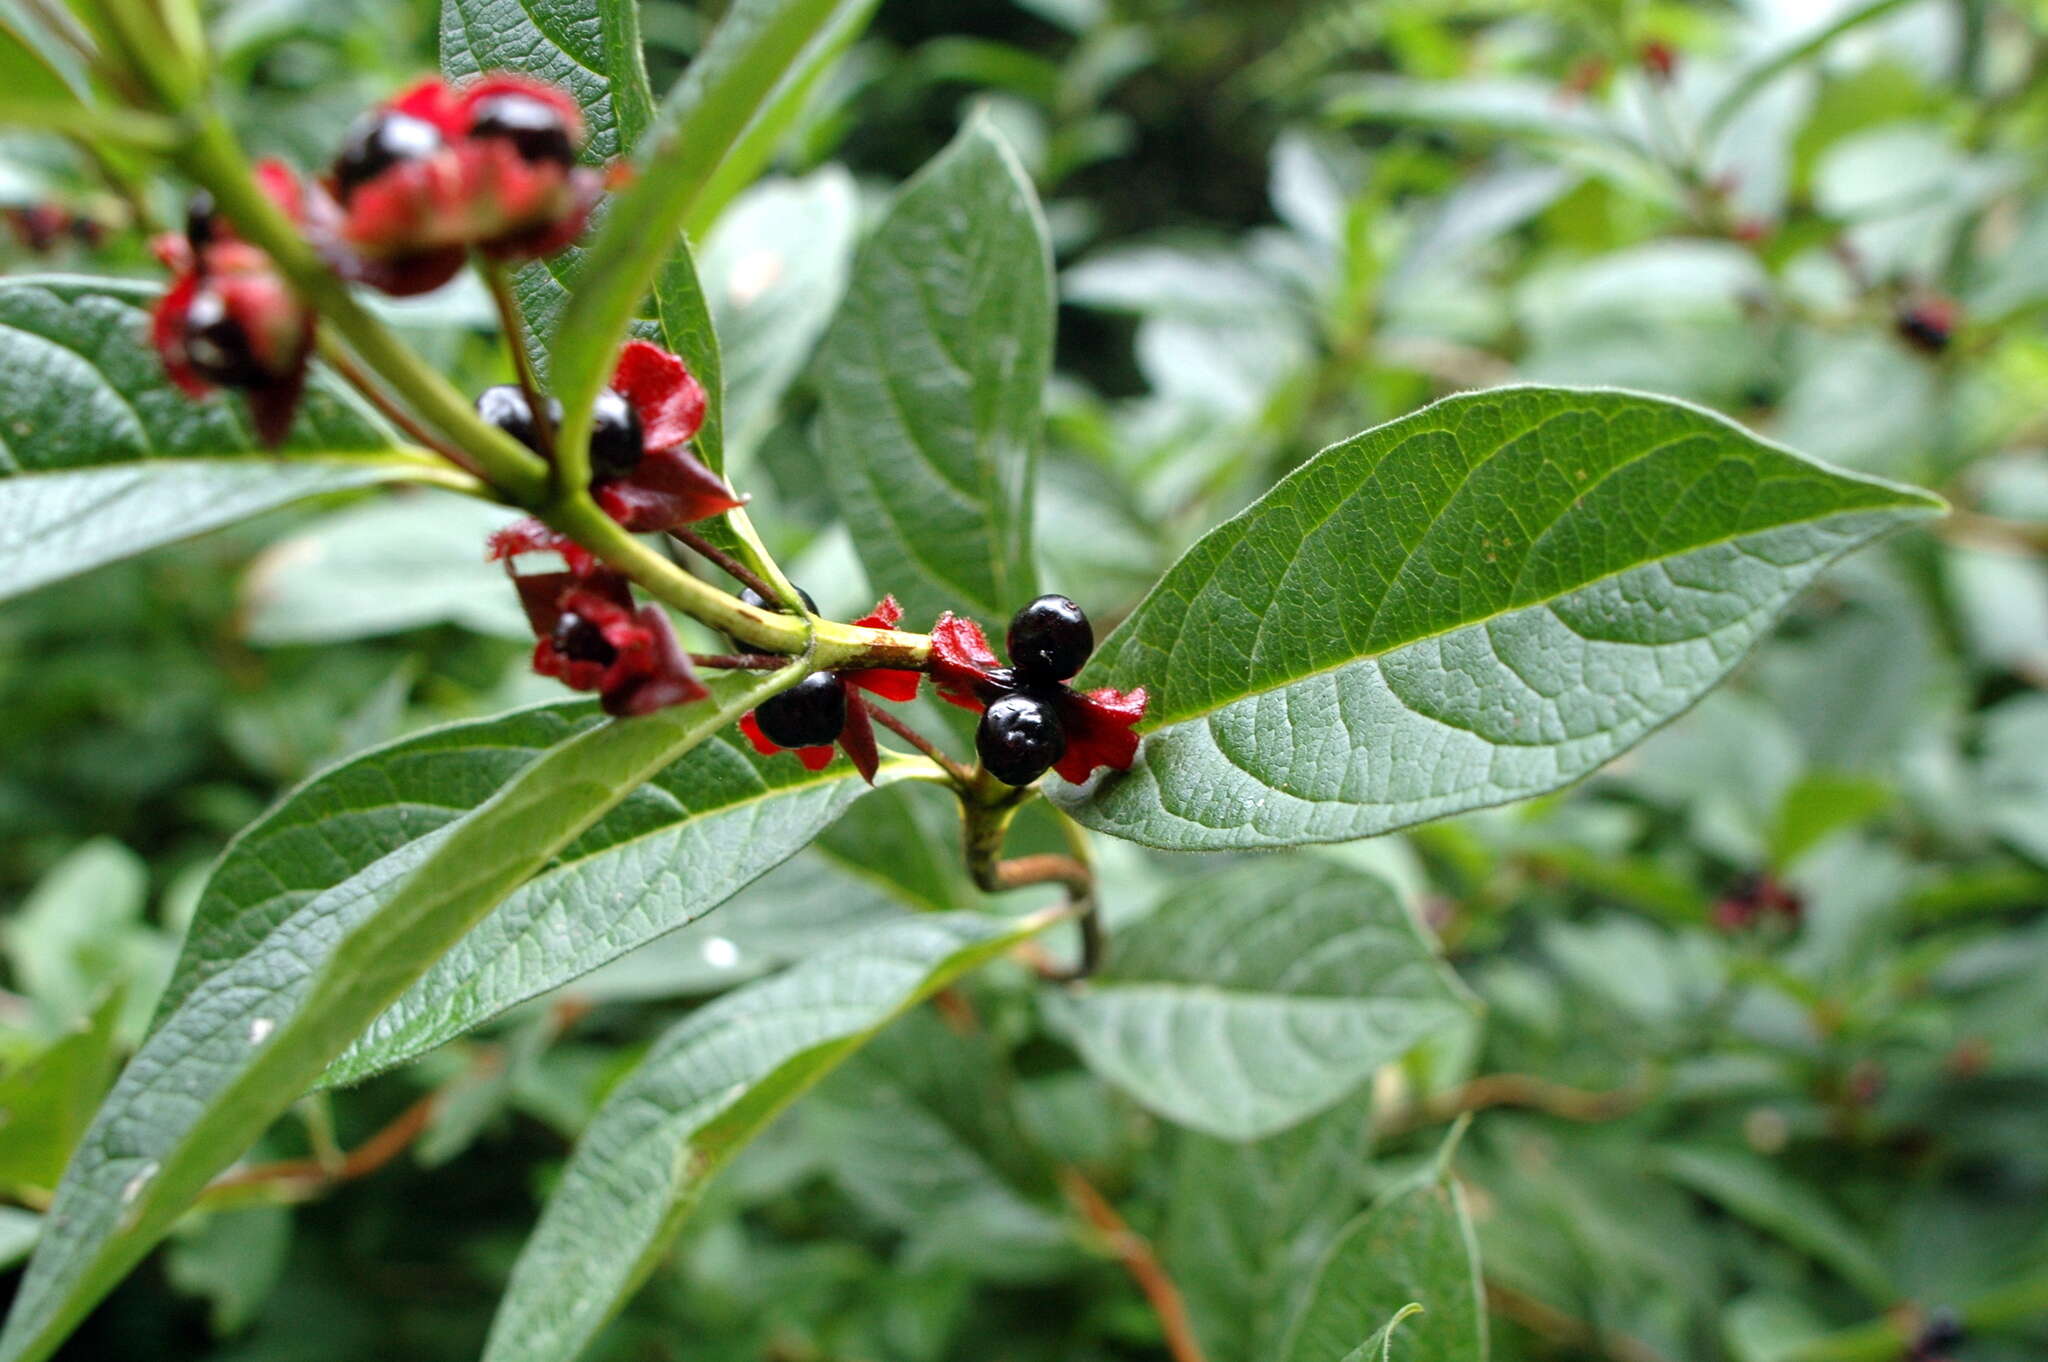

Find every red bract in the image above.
[512,565,707,717]
[332,75,602,294]
[736,597,920,784]
[928,612,1147,782]
[149,162,315,448]
[591,341,741,532]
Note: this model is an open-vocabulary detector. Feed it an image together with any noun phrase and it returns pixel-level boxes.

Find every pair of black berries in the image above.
[977,595,1092,786]
[333,93,576,202]
[475,384,645,481]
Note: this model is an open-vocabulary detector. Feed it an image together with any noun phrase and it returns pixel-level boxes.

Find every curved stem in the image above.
[315,329,482,476]
[864,701,973,787]
[669,526,776,600]
[479,258,555,459]
[1059,1169,1207,1362]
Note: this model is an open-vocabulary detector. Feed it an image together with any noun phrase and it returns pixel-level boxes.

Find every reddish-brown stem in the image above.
[689,652,791,671]
[1376,1071,1651,1138]
[668,527,779,602]
[317,334,482,478]
[970,848,1101,980]
[864,700,975,786]
[1059,1168,1207,1362]
[205,1086,448,1198]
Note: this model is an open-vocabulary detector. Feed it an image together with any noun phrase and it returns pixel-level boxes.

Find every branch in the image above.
[669,526,777,601]
[1376,1071,1651,1138]
[1059,1168,1207,1362]
[865,701,974,787]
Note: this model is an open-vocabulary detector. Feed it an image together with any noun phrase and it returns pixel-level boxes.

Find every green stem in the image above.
[545,495,929,669]
[0,101,185,149]
[176,115,553,506]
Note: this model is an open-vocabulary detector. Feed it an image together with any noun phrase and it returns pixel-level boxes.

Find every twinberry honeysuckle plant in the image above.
[0,0,1949,1359]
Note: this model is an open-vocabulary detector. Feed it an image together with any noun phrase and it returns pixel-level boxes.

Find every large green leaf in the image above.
[440,0,654,164]
[817,118,1053,627]
[481,908,1062,1362]
[1044,861,1470,1139]
[0,676,786,1362]
[1280,1162,1488,1362]
[545,0,876,462]
[0,276,451,600]
[153,694,886,1088]
[1161,1096,1374,1362]
[1052,388,1943,850]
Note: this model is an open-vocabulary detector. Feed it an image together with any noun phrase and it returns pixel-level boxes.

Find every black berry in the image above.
[182,285,266,388]
[754,672,846,748]
[551,611,616,665]
[588,388,644,480]
[475,384,563,455]
[333,110,444,201]
[184,190,216,250]
[976,693,1065,786]
[468,92,577,168]
[1007,594,1092,683]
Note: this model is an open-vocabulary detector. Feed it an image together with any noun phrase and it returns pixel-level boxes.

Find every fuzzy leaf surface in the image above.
[0,677,784,1362]
[483,909,1061,1362]
[1053,387,1943,849]
[817,118,1053,626]
[1045,861,1470,1139]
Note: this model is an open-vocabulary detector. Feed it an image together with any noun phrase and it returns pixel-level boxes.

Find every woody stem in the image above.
[864,702,974,787]
[668,527,777,601]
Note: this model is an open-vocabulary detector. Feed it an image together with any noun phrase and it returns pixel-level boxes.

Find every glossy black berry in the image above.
[182,285,266,388]
[588,388,644,480]
[1007,594,1092,683]
[754,672,846,748]
[551,611,616,666]
[976,693,1065,786]
[475,384,563,455]
[333,110,444,200]
[469,92,577,168]
[184,190,216,250]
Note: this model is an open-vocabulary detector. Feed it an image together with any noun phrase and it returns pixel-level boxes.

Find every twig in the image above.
[480,259,555,460]
[668,526,778,601]
[203,1087,446,1202]
[1059,1168,1207,1362]
[1486,1280,1680,1362]
[865,701,975,786]
[316,331,482,477]
[1376,1071,1651,1138]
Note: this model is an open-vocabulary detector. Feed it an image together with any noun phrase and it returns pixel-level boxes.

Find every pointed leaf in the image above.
[153,694,886,1088]
[482,908,1062,1362]
[817,117,1054,625]
[1045,861,1471,1139]
[0,677,783,1362]
[1281,1165,1487,1362]
[1053,387,1944,849]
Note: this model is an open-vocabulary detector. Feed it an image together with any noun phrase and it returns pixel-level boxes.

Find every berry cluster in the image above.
[148,73,601,443]
[475,340,738,534]
[1709,872,1804,933]
[932,595,1147,787]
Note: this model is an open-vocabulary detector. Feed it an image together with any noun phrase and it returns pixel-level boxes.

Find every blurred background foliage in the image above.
[2,0,2047,1359]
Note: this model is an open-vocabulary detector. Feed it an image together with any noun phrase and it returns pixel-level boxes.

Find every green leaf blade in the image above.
[1054,387,1943,850]
[1046,861,1471,1140]
[481,908,1061,1362]
[440,0,654,162]
[817,117,1054,626]
[0,681,779,1362]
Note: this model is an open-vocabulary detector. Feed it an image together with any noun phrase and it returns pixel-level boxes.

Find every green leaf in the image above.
[152,692,886,1089]
[817,117,1054,626]
[1053,387,1944,850]
[0,991,123,1194]
[440,0,654,164]
[546,0,877,458]
[0,676,782,1362]
[481,908,1062,1362]
[1161,1096,1374,1362]
[0,12,80,105]
[1653,1147,1893,1303]
[1044,861,1470,1139]
[0,276,451,601]
[1280,1162,1487,1362]
[0,1211,39,1273]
